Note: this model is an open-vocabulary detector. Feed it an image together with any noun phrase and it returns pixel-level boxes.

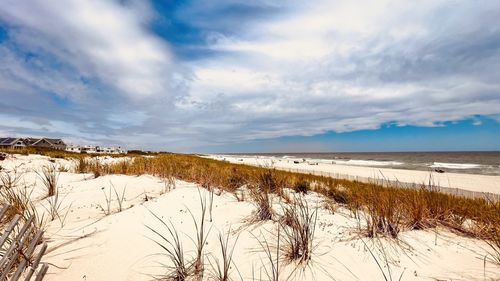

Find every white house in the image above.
[65,145,81,153]
[65,144,126,154]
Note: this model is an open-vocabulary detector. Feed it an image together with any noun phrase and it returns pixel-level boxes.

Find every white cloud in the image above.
[1,0,500,151]
[0,0,174,99]
[178,0,500,145]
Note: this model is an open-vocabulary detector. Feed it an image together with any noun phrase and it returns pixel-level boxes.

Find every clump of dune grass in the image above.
[208,228,241,281]
[250,188,274,222]
[227,169,245,192]
[43,187,71,227]
[485,227,500,265]
[75,157,88,173]
[363,186,403,239]
[254,228,281,281]
[147,211,190,281]
[0,186,33,222]
[189,191,212,278]
[147,191,212,280]
[404,188,432,230]
[0,169,22,190]
[113,183,127,213]
[98,183,127,215]
[57,165,69,172]
[279,195,317,265]
[0,181,41,225]
[36,164,58,197]
[161,176,176,194]
[256,169,281,194]
[92,161,102,178]
[99,185,113,216]
[293,179,309,194]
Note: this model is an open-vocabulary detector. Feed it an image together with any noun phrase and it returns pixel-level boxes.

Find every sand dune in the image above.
[0,154,499,280]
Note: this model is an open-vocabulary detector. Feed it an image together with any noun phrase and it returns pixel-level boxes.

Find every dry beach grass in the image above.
[75,152,500,277]
[74,153,499,240]
[1,151,499,280]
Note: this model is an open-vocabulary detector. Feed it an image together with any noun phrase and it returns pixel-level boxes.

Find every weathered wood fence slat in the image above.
[0,205,48,281]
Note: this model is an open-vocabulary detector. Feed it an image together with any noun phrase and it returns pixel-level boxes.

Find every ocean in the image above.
[228,151,500,176]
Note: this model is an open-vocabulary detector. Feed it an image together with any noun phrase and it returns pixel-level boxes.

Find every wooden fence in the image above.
[0,205,48,281]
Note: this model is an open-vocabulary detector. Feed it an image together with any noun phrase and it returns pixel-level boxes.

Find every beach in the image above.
[209,155,500,196]
[0,153,499,280]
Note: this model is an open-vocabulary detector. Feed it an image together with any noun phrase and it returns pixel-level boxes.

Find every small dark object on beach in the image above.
[0,153,6,161]
[434,169,445,173]
[293,160,300,164]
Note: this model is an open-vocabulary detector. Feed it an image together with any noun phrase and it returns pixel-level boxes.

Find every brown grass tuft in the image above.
[78,153,498,242]
[279,195,317,265]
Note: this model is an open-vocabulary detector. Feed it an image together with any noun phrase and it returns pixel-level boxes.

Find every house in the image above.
[23,138,40,146]
[30,138,67,150]
[0,137,66,150]
[96,146,127,154]
[80,145,97,154]
[65,145,81,153]
[67,145,126,154]
[43,138,66,150]
[0,138,26,149]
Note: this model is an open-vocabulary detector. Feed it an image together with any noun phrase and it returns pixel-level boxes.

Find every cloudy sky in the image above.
[1,0,500,152]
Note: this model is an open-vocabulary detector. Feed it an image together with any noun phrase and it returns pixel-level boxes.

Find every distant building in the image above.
[0,137,66,150]
[0,136,127,154]
[79,145,97,154]
[31,138,67,150]
[0,138,27,149]
[65,145,82,153]
[65,145,126,154]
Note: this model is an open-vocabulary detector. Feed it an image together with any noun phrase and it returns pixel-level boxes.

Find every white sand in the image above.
[208,155,500,195]
[1,154,499,280]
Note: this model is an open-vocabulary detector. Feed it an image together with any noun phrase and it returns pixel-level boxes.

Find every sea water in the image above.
[228,151,500,176]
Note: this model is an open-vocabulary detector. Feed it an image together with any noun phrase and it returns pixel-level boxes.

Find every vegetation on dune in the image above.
[1,148,499,277]
[279,195,317,265]
[72,153,499,242]
[147,191,211,280]
[35,164,59,197]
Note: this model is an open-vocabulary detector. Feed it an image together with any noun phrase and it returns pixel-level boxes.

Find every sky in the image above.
[1,0,500,153]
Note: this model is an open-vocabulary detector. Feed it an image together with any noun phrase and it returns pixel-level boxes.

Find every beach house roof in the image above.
[0,138,19,145]
[39,138,65,146]
[0,137,26,147]
[31,138,66,148]
[23,137,40,145]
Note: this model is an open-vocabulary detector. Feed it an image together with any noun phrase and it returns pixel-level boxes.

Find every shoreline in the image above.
[208,154,500,197]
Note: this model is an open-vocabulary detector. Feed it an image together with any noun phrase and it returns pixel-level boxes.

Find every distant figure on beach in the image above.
[434,168,445,173]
